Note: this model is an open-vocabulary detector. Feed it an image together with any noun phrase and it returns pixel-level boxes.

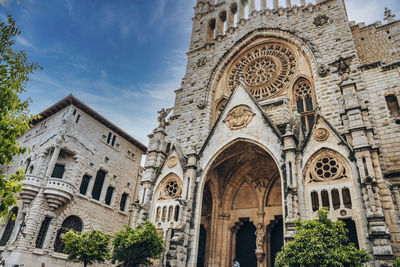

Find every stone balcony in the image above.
[20,174,43,205]
[44,178,75,210]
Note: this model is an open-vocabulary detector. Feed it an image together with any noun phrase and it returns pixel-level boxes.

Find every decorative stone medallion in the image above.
[223,105,256,130]
[227,43,297,100]
[314,128,329,141]
[167,156,178,168]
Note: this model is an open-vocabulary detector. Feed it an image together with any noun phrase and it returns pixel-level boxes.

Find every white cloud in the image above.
[345,0,399,24]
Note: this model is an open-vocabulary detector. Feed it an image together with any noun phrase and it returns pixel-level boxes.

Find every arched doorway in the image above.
[198,141,283,267]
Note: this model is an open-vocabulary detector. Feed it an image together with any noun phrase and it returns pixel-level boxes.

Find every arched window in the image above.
[230,3,238,27]
[161,206,167,222]
[331,189,340,210]
[168,206,173,222]
[311,191,319,212]
[0,207,18,246]
[207,18,216,42]
[342,188,352,209]
[321,190,330,208]
[155,207,161,222]
[218,11,227,35]
[294,78,315,134]
[54,215,82,253]
[174,205,180,222]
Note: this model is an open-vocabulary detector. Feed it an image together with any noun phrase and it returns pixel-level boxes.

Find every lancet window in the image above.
[294,78,315,134]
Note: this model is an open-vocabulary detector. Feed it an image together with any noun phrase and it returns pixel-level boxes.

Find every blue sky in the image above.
[0,0,399,145]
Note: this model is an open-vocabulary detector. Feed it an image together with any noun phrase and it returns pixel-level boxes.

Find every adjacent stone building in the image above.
[0,95,146,266]
[134,0,400,266]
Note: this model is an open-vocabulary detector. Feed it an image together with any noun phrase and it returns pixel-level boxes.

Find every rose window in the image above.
[309,154,346,182]
[227,43,297,100]
[243,57,278,87]
[164,180,179,198]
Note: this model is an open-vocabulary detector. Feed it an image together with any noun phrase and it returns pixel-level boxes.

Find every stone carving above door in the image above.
[223,105,255,130]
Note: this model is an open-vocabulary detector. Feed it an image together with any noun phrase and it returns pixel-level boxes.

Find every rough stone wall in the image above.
[0,104,144,266]
[351,20,400,65]
[165,0,366,154]
[361,67,400,175]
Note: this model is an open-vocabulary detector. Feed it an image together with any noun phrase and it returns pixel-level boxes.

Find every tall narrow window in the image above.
[35,217,52,248]
[294,78,315,134]
[342,188,352,209]
[207,18,216,43]
[111,135,116,146]
[311,191,319,212]
[168,206,173,222]
[79,175,91,195]
[156,207,161,222]
[75,115,81,123]
[107,132,112,144]
[120,193,128,211]
[105,186,115,206]
[321,190,330,208]
[0,207,18,246]
[174,205,180,222]
[162,206,167,222]
[92,170,106,200]
[385,95,400,118]
[25,158,31,174]
[51,164,65,179]
[331,189,340,210]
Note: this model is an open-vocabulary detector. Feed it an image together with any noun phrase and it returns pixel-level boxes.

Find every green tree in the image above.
[394,257,400,267]
[0,15,40,221]
[275,209,371,267]
[62,229,112,267]
[112,221,164,267]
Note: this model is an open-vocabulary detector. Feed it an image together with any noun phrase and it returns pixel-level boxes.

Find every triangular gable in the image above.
[158,143,186,183]
[302,110,352,155]
[199,81,282,157]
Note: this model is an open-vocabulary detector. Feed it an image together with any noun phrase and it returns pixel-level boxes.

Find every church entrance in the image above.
[198,141,283,267]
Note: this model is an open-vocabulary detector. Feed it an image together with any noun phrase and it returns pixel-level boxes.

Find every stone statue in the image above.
[157,108,172,127]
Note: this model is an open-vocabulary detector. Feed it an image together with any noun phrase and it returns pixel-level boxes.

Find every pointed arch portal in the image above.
[198,141,283,267]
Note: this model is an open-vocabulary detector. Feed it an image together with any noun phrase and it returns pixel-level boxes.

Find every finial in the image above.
[157,108,172,128]
[384,7,396,23]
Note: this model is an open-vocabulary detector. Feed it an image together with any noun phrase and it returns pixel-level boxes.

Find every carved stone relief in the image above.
[313,15,329,26]
[314,128,329,141]
[167,156,178,168]
[223,105,256,130]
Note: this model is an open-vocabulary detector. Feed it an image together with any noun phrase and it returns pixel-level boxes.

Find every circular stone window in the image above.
[311,155,345,182]
[164,180,179,198]
[227,43,297,100]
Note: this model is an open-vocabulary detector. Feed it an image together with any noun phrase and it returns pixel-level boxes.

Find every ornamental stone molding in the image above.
[227,42,297,100]
[314,127,329,141]
[313,14,329,26]
[223,105,256,130]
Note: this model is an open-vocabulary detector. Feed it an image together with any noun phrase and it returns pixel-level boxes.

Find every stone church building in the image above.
[134,0,400,266]
[1,0,400,266]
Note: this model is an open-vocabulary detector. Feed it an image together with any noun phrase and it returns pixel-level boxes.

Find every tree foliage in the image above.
[275,209,371,267]
[394,257,400,267]
[0,15,40,221]
[112,221,164,267]
[62,229,111,267]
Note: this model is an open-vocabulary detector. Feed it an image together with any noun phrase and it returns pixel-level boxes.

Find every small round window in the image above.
[309,152,347,182]
[164,180,179,198]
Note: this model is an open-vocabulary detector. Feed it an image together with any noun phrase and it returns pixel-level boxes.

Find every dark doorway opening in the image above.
[197,224,206,267]
[270,217,284,267]
[236,220,257,267]
[340,218,359,248]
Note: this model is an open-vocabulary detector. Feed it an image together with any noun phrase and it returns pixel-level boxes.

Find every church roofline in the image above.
[31,94,147,153]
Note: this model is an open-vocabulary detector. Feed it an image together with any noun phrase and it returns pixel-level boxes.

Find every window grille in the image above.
[35,217,52,248]
[54,216,82,253]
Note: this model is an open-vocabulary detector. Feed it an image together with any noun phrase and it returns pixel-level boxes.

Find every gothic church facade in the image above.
[136,0,400,266]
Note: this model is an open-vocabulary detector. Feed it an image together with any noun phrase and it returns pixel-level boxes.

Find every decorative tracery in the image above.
[307,151,348,183]
[294,78,315,133]
[157,174,182,201]
[227,42,297,100]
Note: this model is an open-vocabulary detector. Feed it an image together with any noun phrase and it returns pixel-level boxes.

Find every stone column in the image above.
[261,0,267,10]
[45,145,61,180]
[273,0,279,9]
[238,1,245,20]
[249,0,255,13]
